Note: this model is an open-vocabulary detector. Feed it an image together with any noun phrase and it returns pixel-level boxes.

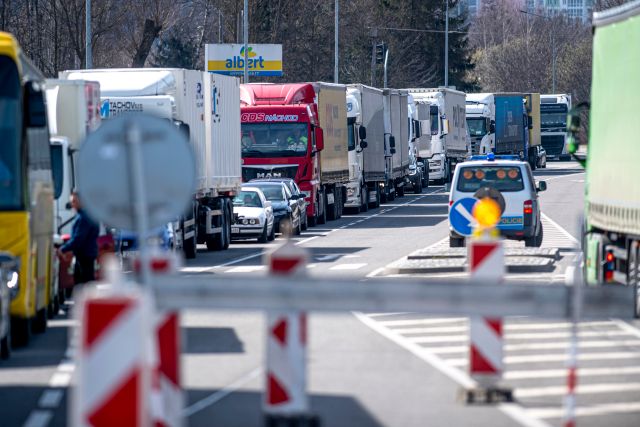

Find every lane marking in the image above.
[354,312,552,427]
[48,372,72,388]
[182,367,262,417]
[515,382,640,398]
[38,390,64,409]
[364,267,385,278]
[447,351,640,367]
[527,401,640,419]
[611,318,640,339]
[23,410,53,427]
[505,365,640,380]
[540,212,580,245]
[539,171,585,182]
[398,325,467,335]
[378,317,465,327]
[329,263,367,271]
[225,266,265,274]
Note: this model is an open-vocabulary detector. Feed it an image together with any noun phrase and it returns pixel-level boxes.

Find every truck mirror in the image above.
[314,127,324,152]
[50,143,64,199]
[489,120,496,134]
[359,140,368,149]
[441,118,449,136]
[389,135,396,148]
[358,126,367,140]
[24,81,47,128]
[414,121,422,139]
[390,148,396,155]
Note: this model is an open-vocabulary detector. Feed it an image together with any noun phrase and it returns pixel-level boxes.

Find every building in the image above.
[463,0,593,22]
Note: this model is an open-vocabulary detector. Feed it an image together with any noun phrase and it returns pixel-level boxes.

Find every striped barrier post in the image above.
[73,286,153,427]
[264,240,319,427]
[466,198,512,403]
[563,262,583,427]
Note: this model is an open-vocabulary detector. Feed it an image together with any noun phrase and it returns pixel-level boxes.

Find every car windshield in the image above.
[252,185,285,201]
[466,118,487,137]
[234,191,262,208]
[0,57,22,210]
[457,166,525,192]
[241,123,309,158]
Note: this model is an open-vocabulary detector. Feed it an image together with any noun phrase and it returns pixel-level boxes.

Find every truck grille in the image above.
[541,135,565,156]
[242,165,299,181]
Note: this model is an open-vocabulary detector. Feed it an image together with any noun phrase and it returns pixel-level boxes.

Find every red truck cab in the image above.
[240,83,325,223]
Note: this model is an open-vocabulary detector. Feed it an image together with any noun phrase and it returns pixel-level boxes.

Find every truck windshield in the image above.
[0,57,23,211]
[467,118,487,137]
[456,166,525,192]
[241,123,309,158]
[540,104,568,129]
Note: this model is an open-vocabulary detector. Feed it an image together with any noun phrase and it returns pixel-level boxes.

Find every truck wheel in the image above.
[222,203,231,249]
[361,185,369,212]
[397,184,405,197]
[327,190,337,221]
[628,242,640,318]
[450,236,465,248]
[318,193,327,225]
[32,307,47,334]
[183,216,197,259]
[11,316,30,348]
[388,187,396,201]
[336,189,344,219]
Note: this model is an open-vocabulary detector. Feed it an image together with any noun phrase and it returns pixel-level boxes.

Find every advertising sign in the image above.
[205,44,282,77]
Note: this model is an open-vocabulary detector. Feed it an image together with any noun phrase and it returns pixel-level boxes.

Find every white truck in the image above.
[62,68,242,258]
[465,93,494,156]
[383,89,410,200]
[345,84,386,211]
[406,95,426,192]
[45,79,101,234]
[540,93,572,160]
[408,88,467,184]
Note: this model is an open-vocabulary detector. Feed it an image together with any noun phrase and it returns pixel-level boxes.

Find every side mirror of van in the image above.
[358,126,367,140]
[537,181,547,192]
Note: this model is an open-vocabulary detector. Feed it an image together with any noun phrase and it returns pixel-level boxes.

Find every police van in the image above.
[448,154,546,247]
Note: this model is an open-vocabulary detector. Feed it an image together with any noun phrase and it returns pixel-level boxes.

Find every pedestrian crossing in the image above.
[361,313,640,426]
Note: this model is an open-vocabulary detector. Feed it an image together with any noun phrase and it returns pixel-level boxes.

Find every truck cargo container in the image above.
[62,68,242,258]
[345,84,385,211]
[382,89,410,199]
[240,83,349,225]
[408,88,467,184]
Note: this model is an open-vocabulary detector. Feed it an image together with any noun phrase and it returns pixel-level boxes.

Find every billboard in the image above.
[205,44,282,77]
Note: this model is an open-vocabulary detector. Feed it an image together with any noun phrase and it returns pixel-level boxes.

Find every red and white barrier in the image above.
[73,289,152,427]
[468,239,506,391]
[152,312,183,427]
[264,241,310,417]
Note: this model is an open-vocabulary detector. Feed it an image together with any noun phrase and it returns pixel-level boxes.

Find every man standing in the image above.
[58,190,99,284]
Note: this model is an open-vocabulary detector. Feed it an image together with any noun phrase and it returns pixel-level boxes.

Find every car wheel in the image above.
[301,209,308,230]
[295,214,302,235]
[268,222,276,241]
[257,224,269,243]
[450,236,465,247]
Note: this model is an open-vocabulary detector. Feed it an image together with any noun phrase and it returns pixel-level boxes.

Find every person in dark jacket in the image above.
[58,190,100,284]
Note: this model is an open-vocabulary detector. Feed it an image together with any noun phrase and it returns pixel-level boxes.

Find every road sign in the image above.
[449,198,478,236]
[77,114,195,231]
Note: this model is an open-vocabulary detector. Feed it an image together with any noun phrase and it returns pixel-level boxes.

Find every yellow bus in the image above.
[0,32,54,347]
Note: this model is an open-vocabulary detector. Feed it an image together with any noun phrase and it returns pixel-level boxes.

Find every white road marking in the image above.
[515,382,640,398]
[365,267,385,278]
[611,318,640,339]
[23,410,53,427]
[504,339,640,351]
[38,389,64,409]
[539,171,585,182]
[447,351,640,367]
[224,265,265,273]
[182,367,262,417]
[329,263,367,271]
[396,325,468,335]
[505,330,631,340]
[48,372,72,388]
[540,212,579,245]
[367,312,411,317]
[505,365,640,380]
[504,321,614,331]
[378,316,465,327]
[527,401,640,419]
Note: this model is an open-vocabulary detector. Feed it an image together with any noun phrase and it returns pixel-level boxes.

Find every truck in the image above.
[408,96,433,186]
[466,93,529,161]
[345,84,386,211]
[408,88,467,184]
[382,89,410,199]
[523,93,541,170]
[62,68,242,258]
[45,79,101,235]
[240,83,349,225]
[540,93,572,160]
[569,0,640,316]
[406,94,426,192]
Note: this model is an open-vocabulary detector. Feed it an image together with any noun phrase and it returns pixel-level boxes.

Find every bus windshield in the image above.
[241,123,309,158]
[0,57,22,210]
[467,118,487,137]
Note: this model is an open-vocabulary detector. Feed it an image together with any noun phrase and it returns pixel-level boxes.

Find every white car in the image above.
[448,155,546,247]
[232,187,275,243]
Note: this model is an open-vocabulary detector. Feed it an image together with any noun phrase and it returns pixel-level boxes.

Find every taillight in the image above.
[604,250,615,283]
[523,200,533,215]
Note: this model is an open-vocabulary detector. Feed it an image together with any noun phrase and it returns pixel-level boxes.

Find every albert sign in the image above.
[205,44,283,77]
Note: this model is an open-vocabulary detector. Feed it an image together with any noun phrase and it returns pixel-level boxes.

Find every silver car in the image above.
[232,187,275,243]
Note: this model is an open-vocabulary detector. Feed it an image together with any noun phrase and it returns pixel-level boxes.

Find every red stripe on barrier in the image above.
[470,345,497,374]
[567,367,577,391]
[271,258,304,274]
[85,299,131,348]
[268,373,290,405]
[485,318,502,335]
[564,421,575,427]
[157,313,180,386]
[470,243,498,271]
[88,368,140,427]
[272,318,287,346]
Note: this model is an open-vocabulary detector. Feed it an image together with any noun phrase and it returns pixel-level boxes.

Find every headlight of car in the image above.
[249,218,260,225]
[242,219,249,225]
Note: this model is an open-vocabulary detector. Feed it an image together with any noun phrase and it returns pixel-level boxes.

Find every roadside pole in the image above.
[465,197,513,403]
[263,239,319,427]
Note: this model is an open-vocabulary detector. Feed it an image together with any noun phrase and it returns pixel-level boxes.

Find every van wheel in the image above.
[525,224,544,247]
[1,333,10,359]
[11,317,30,348]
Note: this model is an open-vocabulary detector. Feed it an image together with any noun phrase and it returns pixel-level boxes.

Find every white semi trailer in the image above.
[62,68,242,258]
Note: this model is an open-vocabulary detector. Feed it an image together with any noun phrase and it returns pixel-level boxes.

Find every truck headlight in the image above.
[7,272,19,299]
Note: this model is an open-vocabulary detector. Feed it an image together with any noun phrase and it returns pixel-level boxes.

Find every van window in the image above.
[457,166,524,192]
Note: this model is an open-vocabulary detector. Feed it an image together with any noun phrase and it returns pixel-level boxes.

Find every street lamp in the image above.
[519,9,557,93]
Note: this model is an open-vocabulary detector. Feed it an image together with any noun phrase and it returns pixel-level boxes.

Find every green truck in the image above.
[574,0,640,316]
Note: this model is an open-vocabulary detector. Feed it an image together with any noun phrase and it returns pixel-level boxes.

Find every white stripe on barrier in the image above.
[470,317,503,372]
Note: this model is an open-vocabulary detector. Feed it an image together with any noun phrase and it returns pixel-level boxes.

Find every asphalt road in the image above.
[2,161,639,427]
